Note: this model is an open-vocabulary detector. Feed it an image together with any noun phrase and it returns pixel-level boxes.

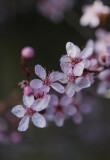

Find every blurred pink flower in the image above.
[95,29,110,67]
[30,64,65,94]
[80,0,110,28]
[97,69,110,95]
[11,94,50,131]
[37,0,74,23]
[45,94,77,127]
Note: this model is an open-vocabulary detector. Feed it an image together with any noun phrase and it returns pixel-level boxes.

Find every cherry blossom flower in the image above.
[45,94,77,127]
[37,0,74,23]
[80,0,110,28]
[30,64,65,94]
[11,94,50,131]
[95,29,110,67]
[97,69,110,95]
[60,42,93,77]
[60,42,93,97]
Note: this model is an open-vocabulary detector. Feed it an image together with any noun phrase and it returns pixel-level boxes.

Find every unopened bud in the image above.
[21,47,35,59]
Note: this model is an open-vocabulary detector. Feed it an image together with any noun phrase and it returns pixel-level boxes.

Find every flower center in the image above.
[26,107,36,116]
[56,105,63,112]
[71,57,82,67]
[43,77,51,86]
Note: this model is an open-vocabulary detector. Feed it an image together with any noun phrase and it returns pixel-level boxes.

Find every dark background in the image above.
[0,0,110,160]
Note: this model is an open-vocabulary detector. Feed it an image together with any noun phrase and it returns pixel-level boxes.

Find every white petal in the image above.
[86,39,94,48]
[49,71,62,82]
[23,95,34,107]
[11,105,26,118]
[76,77,91,89]
[54,112,64,127]
[33,95,50,112]
[73,62,84,76]
[60,63,72,74]
[80,47,93,59]
[32,113,46,128]
[18,115,30,132]
[35,64,46,80]
[65,82,76,97]
[60,95,73,106]
[66,42,79,58]
[30,79,43,89]
[51,82,65,93]
[60,55,71,64]
[83,59,90,68]
[49,94,59,106]
[58,73,68,84]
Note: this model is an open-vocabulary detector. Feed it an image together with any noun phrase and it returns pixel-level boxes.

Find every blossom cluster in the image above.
[11,40,102,132]
[10,0,110,134]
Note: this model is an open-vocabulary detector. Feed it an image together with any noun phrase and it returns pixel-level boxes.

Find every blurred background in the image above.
[0,0,110,160]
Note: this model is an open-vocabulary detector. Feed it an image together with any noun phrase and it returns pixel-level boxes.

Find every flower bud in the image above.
[24,86,33,96]
[21,47,35,59]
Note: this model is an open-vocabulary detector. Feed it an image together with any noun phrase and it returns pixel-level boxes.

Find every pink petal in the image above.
[54,112,64,127]
[33,95,50,112]
[32,113,46,128]
[49,94,59,106]
[66,42,80,58]
[97,82,108,94]
[18,115,30,132]
[30,79,43,89]
[86,39,94,48]
[11,105,26,118]
[65,105,77,116]
[65,82,76,97]
[76,77,91,89]
[60,95,73,106]
[73,62,84,76]
[60,55,71,64]
[51,82,65,93]
[98,69,110,81]
[23,95,34,107]
[60,63,72,74]
[35,64,46,80]
[58,73,68,84]
[83,59,90,68]
[80,47,93,59]
[49,71,62,82]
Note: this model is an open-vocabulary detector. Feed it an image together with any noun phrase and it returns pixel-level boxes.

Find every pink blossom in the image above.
[11,94,50,131]
[80,0,110,28]
[21,47,35,59]
[37,0,74,23]
[30,64,65,94]
[95,29,110,67]
[45,94,77,127]
[60,42,93,77]
[97,69,110,95]
[60,42,93,97]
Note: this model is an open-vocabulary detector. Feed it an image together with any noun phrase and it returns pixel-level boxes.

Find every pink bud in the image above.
[21,47,35,59]
[24,86,33,96]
